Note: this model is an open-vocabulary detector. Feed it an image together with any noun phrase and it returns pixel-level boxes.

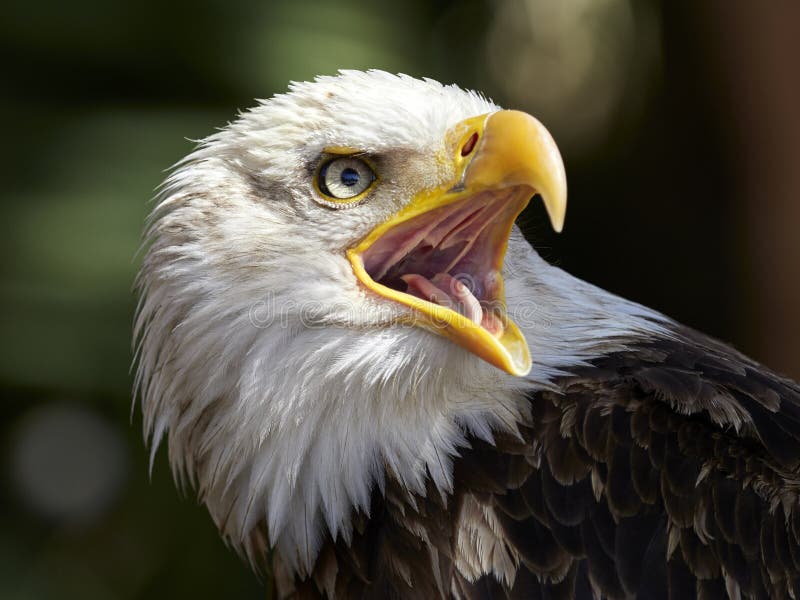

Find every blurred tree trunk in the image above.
[706,0,800,379]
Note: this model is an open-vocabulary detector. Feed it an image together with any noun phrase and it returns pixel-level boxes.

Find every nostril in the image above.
[461,132,478,157]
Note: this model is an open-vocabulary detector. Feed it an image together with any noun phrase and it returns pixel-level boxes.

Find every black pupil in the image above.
[340,167,360,187]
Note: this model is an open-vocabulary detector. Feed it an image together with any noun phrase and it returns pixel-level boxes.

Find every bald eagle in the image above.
[134,71,800,599]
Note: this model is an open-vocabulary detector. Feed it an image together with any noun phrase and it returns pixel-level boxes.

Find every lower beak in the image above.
[347,110,566,376]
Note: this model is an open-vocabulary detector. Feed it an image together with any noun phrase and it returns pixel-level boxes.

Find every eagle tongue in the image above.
[400,273,483,326]
[430,273,483,325]
[400,274,455,309]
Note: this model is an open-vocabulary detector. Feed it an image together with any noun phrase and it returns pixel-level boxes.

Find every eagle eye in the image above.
[315,156,377,204]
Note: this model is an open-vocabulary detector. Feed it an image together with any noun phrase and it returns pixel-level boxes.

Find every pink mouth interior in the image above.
[361,189,528,335]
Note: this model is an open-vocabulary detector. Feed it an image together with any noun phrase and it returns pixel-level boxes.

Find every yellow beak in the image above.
[347,110,566,376]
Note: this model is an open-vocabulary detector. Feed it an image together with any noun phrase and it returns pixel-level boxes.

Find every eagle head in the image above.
[135,70,573,572]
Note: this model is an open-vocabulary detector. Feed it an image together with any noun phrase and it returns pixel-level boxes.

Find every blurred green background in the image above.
[2,1,800,598]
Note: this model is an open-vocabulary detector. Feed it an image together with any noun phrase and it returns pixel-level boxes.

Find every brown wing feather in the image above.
[454,326,800,599]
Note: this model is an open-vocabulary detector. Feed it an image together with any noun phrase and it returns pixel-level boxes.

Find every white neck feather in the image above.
[136,225,668,575]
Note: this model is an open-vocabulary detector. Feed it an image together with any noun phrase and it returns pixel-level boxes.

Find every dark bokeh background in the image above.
[2,1,799,598]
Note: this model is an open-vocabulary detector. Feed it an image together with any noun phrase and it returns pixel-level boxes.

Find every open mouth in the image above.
[346,109,566,376]
[360,188,529,338]
[348,185,533,376]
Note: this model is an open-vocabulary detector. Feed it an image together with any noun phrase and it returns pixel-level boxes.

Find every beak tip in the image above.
[540,189,567,234]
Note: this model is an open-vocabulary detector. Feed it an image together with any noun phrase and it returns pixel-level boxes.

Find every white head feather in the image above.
[134,70,666,574]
